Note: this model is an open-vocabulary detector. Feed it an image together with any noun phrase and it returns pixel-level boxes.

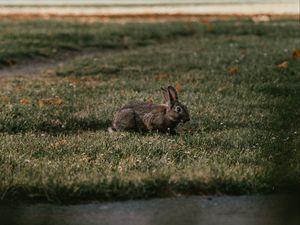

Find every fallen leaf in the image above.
[69,78,80,85]
[276,61,288,69]
[228,67,239,75]
[37,97,63,107]
[20,98,30,105]
[1,96,10,104]
[68,78,80,88]
[175,84,183,92]
[292,49,300,58]
[155,73,169,81]
[49,139,67,149]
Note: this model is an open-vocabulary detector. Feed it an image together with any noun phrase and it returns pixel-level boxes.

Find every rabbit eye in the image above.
[175,106,182,113]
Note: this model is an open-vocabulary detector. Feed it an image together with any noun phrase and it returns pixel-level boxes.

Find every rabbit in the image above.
[108,86,190,134]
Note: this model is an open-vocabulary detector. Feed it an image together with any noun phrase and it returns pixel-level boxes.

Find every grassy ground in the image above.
[0,20,198,67]
[0,19,299,203]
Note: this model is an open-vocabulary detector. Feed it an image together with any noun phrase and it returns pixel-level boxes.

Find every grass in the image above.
[0,19,299,203]
[0,20,199,67]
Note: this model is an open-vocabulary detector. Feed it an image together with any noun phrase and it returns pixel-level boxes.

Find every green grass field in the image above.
[0,19,299,203]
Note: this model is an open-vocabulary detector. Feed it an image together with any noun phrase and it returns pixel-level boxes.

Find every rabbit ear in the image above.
[167,86,178,102]
[161,88,169,104]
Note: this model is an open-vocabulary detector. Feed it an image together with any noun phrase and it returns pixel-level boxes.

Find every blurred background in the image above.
[0,0,298,17]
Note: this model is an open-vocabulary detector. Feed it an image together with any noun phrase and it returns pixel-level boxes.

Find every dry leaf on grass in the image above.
[68,78,81,88]
[20,98,30,105]
[49,139,67,149]
[292,49,300,58]
[175,84,183,92]
[276,61,288,69]
[69,78,80,85]
[155,73,169,81]
[37,97,63,107]
[228,67,239,75]
[1,96,10,104]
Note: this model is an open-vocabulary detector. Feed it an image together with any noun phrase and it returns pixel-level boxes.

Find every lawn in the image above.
[0,20,199,68]
[0,19,299,203]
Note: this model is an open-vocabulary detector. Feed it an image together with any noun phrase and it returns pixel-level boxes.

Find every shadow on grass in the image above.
[0,117,112,135]
[1,175,258,204]
[258,81,300,193]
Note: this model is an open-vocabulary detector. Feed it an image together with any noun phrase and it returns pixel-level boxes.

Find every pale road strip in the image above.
[0,0,297,6]
[0,195,299,225]
[0,3,299,15]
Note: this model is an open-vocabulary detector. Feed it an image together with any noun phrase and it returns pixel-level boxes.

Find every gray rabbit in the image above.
[108,86,190,134]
